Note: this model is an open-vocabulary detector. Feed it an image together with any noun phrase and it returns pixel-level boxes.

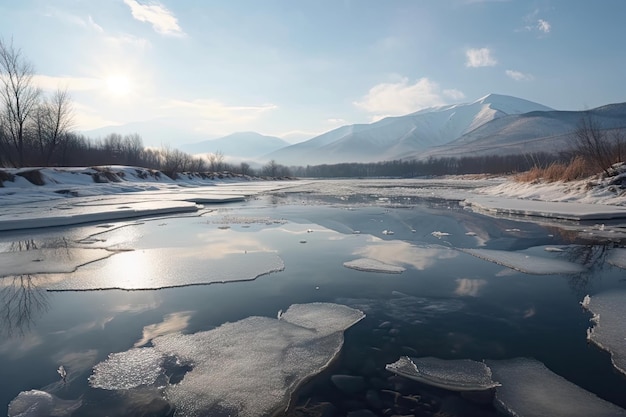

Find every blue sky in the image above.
[1,0,625,146]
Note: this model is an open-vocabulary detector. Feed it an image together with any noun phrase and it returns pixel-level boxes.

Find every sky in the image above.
[1,0,625,147]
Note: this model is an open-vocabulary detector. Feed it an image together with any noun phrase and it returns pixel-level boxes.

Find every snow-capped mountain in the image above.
[265,94,553,165]
[181,132,290,159]
[414,102,626,160]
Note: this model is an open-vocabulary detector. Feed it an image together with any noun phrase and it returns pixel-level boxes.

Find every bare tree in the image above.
[573,113,613,176]
[239,161,251,176]
[33,88,74,165]
[0,38,41,167]
[207,150,224,172]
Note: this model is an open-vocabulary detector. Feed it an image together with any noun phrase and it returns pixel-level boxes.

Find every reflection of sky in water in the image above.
[353,237,458,270]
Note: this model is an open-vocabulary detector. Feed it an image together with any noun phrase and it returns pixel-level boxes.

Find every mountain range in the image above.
[83,94,626,166]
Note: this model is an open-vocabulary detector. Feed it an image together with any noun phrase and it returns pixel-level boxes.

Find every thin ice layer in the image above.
[607,248,626,270]
[44,249,284,290]
[343,258,405,274]
[487,358,626,417]
[582,290,626,375]
[461,248,584,275]
[8,390,82,417]
[386,356,500,391]
[0,248,114,278]
[89,303,364,417]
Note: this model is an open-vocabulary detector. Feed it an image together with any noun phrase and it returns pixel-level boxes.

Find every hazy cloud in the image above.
[163,99,277,123]
[33,74,102,91]
[123,0,185,37]
[443,89,466,101]
[354,77,463,118]
[505,69,533,81]
[46,9,104,33]
[465,48,497,67]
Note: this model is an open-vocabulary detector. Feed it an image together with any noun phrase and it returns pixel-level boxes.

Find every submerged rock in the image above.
[385,356,500,392]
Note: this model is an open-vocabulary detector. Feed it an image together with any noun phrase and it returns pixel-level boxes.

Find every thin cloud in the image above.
[465,48,497,67]
[123,0,185,37]
[163,99,277,123]
[354,77,463,117]
[537,19,551,33]
[505,69,534,81]
[33,74,102,92]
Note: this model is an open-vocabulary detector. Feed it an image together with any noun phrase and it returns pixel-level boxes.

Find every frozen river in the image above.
[1,178,626,417]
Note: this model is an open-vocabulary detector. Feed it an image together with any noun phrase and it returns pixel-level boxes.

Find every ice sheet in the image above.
[8,390,82,417]
[582,290,626,375]
[487,358,626,416]
[461,248,585,275]
[0,248,115,278]
[41,249,284,291]
[89,303,364,417]
[343,258,405,274]
[386,356,500,391]
[607,248,626,270]
[464,196,626,221]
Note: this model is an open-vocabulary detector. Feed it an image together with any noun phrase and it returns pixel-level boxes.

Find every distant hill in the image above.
[181,132,290,159]
[265,94,554,166]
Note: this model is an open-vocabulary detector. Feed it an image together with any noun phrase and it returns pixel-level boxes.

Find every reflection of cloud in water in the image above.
[0,332,42,358]
[0,248,115,278]
[354,239,457,271]
[190,232,274,258]
[135,311,193,347]
[454,278,487,297]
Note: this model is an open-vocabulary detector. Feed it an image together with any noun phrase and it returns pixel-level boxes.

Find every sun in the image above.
[105,75,131,96]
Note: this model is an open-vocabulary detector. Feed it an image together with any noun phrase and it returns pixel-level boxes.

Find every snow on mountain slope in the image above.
[414,102,626,159]
[182,132,290,159]
[266,94,552,165]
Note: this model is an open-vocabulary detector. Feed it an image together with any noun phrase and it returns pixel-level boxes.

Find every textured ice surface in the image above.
[461,248,584,275]
[343,258,405,274]
[487,358,626,416]
[0,248,114,278]
[582,290,626,375]
[386,356,500,391]
[8,390,82,417]
[607,248,626,269]
[44,249,284,290]
[89,303,364,417]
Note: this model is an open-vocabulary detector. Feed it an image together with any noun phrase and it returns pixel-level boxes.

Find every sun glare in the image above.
[105,75,131,96]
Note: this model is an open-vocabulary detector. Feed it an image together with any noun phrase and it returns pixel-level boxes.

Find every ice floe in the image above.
[386,356,500,391]
[8,390,82,417]
[431,231,450,238]
[89,303,364,417]
[343,258,406,274]
[461,248,585,275]
[41,249,284,291]
[487,358,626,417]
[607,248,626,269]
[582,290,626,375]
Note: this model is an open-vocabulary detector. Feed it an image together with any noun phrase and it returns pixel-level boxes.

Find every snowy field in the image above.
[1,166,626,417]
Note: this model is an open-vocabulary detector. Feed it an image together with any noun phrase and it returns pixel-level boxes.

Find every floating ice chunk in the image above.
[343,258,405,274]
[607,248,626,269]
[385,356,500,391]
[544,246,565,252]
[465,231,477,236]
[382,230,394,235]
[90,303,364,417]
[431,231,450,238]
[8,390,82,417]
[582,290,626,375]
[0,248,114,278]
[90,347,165,390]
[486,358,626,416]
[461,248,585,275]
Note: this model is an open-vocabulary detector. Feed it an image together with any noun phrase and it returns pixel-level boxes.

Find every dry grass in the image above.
[515,156,595,183]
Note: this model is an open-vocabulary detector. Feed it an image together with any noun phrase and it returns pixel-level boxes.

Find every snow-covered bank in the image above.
[0,166,301,232]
